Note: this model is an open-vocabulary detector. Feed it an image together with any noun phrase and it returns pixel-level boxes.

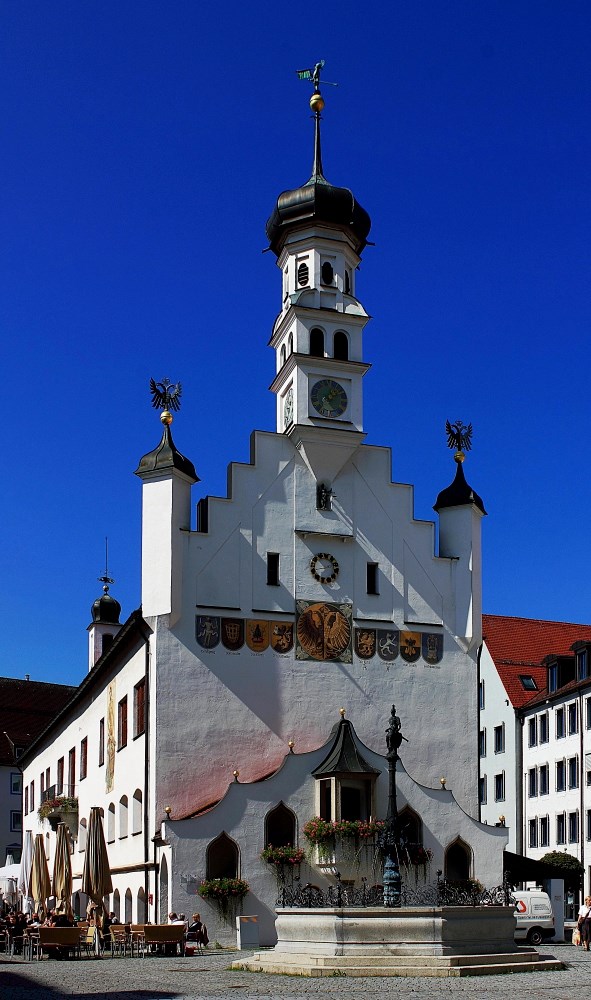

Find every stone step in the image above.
[233,953,564,979]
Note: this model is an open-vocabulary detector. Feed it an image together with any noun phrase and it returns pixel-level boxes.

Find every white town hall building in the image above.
[20,82,507,945]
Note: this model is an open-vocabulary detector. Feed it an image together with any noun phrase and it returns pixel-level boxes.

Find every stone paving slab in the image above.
[0,945,589,999]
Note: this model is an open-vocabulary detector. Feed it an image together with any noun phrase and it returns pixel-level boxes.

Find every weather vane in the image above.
[149,377,183,425]
[98,537,114,594]
[296,60,338,93]
[445,419,473,463]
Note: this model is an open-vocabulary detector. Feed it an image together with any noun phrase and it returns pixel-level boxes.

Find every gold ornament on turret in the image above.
[149,377,183,424]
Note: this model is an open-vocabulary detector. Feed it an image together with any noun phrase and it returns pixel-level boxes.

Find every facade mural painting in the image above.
[105,681,116,793]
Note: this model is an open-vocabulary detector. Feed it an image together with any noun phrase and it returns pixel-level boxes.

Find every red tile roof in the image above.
[482,614,591,709]
[0,677,76,766]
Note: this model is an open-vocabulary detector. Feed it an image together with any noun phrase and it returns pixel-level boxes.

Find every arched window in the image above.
[132,790,142,835]
[333,331,349,361]
[344,270,351,294]
[159,855,168,922]
[309,328,324,358]
[78,818,87,853]
[398,806,422,846]
[206,832,239,879]
[265,803,297,848]
[125,888,133,923]
[107,803,115,843]
[280,345,286,365]
[445,839,472,881]
[288,333,293,355]
[113,888,120,921]
[119,796,128,839]
[137,887,147,923]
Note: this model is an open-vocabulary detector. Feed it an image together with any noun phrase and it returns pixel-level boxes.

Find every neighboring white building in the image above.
[480,615,591,895]
[20,86,507,944]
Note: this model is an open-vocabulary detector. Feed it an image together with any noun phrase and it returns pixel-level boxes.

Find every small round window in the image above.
[321,261,334,285]
[297,262,309,287]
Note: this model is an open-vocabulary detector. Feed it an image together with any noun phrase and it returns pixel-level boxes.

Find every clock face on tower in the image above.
[310,378,348,418]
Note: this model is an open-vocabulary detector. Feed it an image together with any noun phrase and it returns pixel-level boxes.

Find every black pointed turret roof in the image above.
[433,461,486,515]
[91,588,121,625]
[134,424,199,483]
[312,718,379,777]
[266,98,371,256]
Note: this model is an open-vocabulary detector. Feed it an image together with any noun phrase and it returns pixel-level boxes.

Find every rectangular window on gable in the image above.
[578,650,588,680]
[30,780,34,812]
[266,552,280,586]
[548,664,558,693]
[366,563,379,595]
[68,748,75,794]
[99,718,105,767]
[24,786,28,816]
[10,773,21,795]
[528,818,537,848]
[57,757,64,795]
[479,680,485,710]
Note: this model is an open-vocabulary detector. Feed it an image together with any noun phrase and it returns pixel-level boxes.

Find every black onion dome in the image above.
[266,173,371,256]
[433,462,486,515]
[134,424,199,483]
[91,591,121,625]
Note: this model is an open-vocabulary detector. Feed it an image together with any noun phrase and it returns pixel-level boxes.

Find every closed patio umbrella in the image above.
[18,830,34,912]
[30,833,51,920]
[81,807,112,954]
[52,823,73,920]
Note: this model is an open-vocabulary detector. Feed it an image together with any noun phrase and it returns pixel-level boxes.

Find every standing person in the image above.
[578,895,591,951]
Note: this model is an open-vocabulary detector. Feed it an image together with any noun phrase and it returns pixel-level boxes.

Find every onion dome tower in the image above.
[135,379,198,624]
[87,543,122,670]
[434,421,486,648]
[267,65,373,483]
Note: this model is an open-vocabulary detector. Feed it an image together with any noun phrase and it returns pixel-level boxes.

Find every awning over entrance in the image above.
[503,851,572,885]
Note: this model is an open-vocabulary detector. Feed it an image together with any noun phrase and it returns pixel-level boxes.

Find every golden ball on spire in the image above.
[310,91,325,113]
[339,707,346,718]
[160,410,173,425]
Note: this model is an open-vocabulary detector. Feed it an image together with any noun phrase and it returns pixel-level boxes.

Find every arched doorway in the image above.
[445,839,471,881]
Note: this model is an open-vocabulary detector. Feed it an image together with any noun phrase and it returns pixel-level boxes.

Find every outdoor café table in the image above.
[141,923,185,956]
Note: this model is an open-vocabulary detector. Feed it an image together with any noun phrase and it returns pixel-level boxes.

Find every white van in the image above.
[513,889,555,945]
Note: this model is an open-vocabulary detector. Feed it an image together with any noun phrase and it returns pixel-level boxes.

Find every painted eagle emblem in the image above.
[149,377,183,412]
[445,419,473,452]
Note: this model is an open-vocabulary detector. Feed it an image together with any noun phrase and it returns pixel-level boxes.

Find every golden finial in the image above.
[339,707,346,718]
[310,91,325,113]
[160,410,173,425]
[233,770,240,782]
[288,740,295,753]
[439,777,447,789]
[164,805,171,816]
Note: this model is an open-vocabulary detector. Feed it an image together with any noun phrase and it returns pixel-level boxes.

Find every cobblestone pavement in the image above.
[1,945,590,1000]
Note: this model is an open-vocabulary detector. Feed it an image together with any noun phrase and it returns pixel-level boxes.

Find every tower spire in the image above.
[98,536,115,594]
[296,59,338,180]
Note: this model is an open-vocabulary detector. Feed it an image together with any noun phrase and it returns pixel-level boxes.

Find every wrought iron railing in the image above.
[276,873,515,909]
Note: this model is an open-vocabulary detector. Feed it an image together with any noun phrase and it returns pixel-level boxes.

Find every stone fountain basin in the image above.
[271,905,517,956]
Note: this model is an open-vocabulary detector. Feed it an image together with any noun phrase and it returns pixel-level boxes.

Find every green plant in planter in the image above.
[37,795,78,821]
[198,877,249,919]
[260,845,306,868]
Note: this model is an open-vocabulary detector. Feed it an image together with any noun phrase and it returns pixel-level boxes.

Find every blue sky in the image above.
[1,2,590,687]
